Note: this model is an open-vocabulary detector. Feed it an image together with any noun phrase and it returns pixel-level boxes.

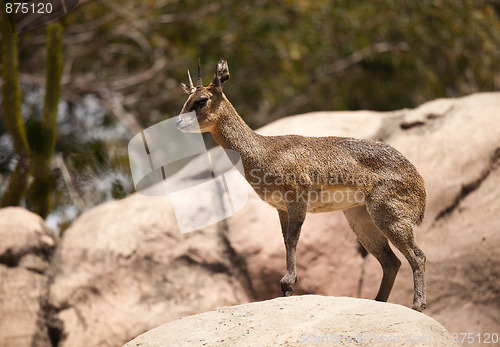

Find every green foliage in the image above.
[150,0,499,122]
[111,179,127,200]
[1,0,499,225]
[33,0,496,129]
[28,22,63,217]
[1,5,30,207]
[41,23,63,159]
[68,139,108,173]
[1,20,63,217]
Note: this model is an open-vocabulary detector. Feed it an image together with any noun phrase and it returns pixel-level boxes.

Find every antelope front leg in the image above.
[279,202,307,296]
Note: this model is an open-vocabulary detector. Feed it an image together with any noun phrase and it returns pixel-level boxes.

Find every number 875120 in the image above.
[5,2,53,14]
[451,333,499,344]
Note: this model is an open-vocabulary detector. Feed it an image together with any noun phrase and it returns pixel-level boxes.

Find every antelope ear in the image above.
[212,58,230,91]
[181,83,191,94]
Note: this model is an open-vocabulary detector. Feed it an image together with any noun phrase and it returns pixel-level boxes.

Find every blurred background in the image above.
[1,0,500,232]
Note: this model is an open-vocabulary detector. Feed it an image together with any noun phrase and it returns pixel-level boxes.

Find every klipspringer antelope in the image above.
[176,58,427,311]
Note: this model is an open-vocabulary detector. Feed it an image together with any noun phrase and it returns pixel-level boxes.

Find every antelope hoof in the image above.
[281,281,293,296]
[280,274,296,296]
[412,301,426,312]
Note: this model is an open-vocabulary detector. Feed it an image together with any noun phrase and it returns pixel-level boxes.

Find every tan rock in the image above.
[257,110,392,139]
[14,92,498,347]
[124,295,456,347]
[46,193,251,347]
[0,207,57,347]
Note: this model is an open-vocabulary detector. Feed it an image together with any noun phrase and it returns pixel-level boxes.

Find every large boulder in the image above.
[124,295,456,347]
[16,92,498,346]
[44,193,251,347]
[0,207,57,347]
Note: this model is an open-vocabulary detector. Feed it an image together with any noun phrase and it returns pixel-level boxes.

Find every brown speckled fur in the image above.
[178,59,427,311]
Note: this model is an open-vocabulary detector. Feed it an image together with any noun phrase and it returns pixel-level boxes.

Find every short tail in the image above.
[416,189,427,225]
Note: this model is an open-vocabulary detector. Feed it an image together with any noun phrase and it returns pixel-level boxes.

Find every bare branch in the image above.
[99,90,143,135]
[110,57,168,90]
[52,153,87,211]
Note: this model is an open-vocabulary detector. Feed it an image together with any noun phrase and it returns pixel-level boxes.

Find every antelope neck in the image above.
[210,100,264,157]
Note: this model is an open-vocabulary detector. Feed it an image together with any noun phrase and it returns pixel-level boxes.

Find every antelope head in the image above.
[177,58,230,133]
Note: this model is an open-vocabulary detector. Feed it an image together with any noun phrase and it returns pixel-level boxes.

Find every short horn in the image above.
[197,57,203,88]
[187,69,194,89]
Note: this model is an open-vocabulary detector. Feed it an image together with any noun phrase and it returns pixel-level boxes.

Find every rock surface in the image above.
[42,193,250,347]
[2,92,499,346]
[0,207,57,347]
[124,295,456,347]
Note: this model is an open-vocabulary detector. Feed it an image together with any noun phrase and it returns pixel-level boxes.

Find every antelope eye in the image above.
[192,97,208,110]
